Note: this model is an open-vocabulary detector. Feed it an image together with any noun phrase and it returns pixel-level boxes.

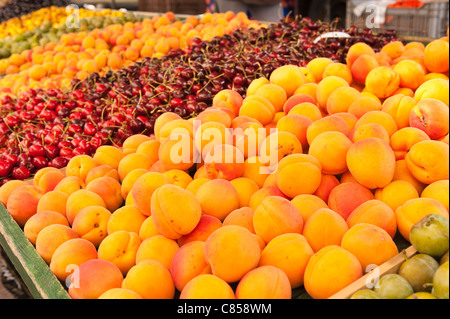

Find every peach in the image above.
[259,131,303,166]
[120,168,148,200]
[139,216,162,241]
[349,123,390,144]
[117,153,154,182]
[195,179,240,221]
[238,95,276,126]
[390,127,431,160]
[49,238,98,282]
[405,140,449,184]
[414,78,449,106]
[154,112,182,141]
[346,199,398,239]
[122,260,175,299]
[365,66,400,99]
[135,235,179,269]
[107,205,147,235]
[313,174,340,203]
[68,259,123,299]
[36,190,69,216]
[6,185,44,227]
[222,207,255,233]
[395,198,449,241]
[212,89,244,116]
[177,215,222,246]
[327,182,375,220]
[204,225,261,283]
[374,180,419,212]
[351,54,379,84]
[393,59,425,90]
[203,144,245,181]
[230,177,260,208]
[97,230,141,275]
[306,57,334,82]
[346,43,376,69]
[423,39,449,73]
[341,223,398,271]
[306,115,350,145]
[269,64,306,97]
[35,224,79,264]
[235,265,291,299]
[304,245,363,299]
[381,94,418,129]
[33,167,65,193]
[151,184,202,239]
[66,155,98,183]
[71,205,111,247]
[130,172,170,217]
[288,102,323,122]
[409,99,449,140]
[326,86,363,114]
[85,176,123,212]
[283,93,317,114]
[346,138,396,189]
[254,83,288,113]
[53,176,84,196]
[421,180,449,211]
[185,177,210,196]
[179,274,235,299]
[98,288,142,299]
[163,169,193,189]
[309,131,353,175]
[316,75,349,110]
[253,196,303,243]
[170,241,212,292]
[355,110,399,137]
[23,210,69,246]
[259,233,313,288]
[0,180,27,206]
[348,97,382,119]
[249,186,288,210]
[393,159,426,194]
[84,165,119,185]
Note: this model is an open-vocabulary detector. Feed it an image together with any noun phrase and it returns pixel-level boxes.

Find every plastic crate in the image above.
[138,0,206,15]
[346,0,449,39]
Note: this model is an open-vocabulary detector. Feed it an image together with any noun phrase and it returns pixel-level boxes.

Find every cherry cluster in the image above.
[0,16,398,183]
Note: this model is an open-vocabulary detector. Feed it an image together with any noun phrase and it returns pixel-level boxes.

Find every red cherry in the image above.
[0,160,13,177]
[12,167,30,180]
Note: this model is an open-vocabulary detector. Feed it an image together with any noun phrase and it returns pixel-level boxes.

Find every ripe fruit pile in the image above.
[351,214,449,299]
[0,15,402,183]
[0,34,448,298]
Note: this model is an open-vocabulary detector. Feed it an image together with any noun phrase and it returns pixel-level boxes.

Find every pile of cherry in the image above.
[0,16,398,183]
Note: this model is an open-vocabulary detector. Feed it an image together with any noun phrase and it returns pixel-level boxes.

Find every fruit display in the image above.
[350,214,449,299]
[0,0,70,24]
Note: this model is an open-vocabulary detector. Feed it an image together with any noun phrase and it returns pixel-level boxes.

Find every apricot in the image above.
[151,184,202,239]
[136,140,161,164]
[374,180,419,213]
[269,64,306,97]
[235,265,291,299]
[327,182,375,220]
[33,167,65,193]
[170,241,212,292]
[180,274,235,299]
[365,66,400,99]
[351,54,379,84]
[230,178,260,208]
[24,210,69,246]
[349,123,390,144]
[177,215,222,246]
[249,186,288,210]
[313,174,340,203]
[341,223,398,271]
[159,133,196,171]
[135,235,179,269]
[212,89,244,116]
[242,156,272,188]
[316,75,349,110]
[204,225,261,283]
[290,194,328,223]
[283,93,317,114]
[36,191,68,217]
[393,159,426,194]
[276,158,322,198]
[222,207,255,233]
[122,260,175,299]
[409,99,449,140]
[35,224,79,264]
[306,115,350,145]
[106,205,147,235]
[68,259,123,299]
[346,138,396,189]
[381,41,405,59]
[203,144,245,181]
[326,86,363,115]
[355,110,399,137]
[154,112,182,141]
[390,127,431,162]
[7,185,44,227]
[238,95,276,126]
[405,140,449,184]
[393,59,425,90]
[50,238,98,282]
[346,43,376,68]
[382,95,418,129]
[85,176,123,212]
[84,165,119,185]
[423,39,449,73]
[276,114,312,149]
[66,155,98,183]
[288,102,323,122]
[98,288,142,299]
[322,62,352,84]
[194,121,233,157]
[53,176,84,196]
[254,83,288,113]
[124,134,154,154]
[117,153,154,182]
[304,245,363,299]
[0,180,27,207]
[129,172,170,217]
[333,112,359,132]
[306,57,334,82]
[246,77,270,96]
[259,233,313,288]
[414,78,449,106]
[120,168,148,200]
[395,198,449,241]
[185,177,210,196]
[421,180,449,212]
[71,205,111,247]
[348,97,382,119]
[139,216,162,241]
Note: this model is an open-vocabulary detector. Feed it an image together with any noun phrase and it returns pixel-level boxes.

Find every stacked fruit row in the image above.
[0,33,448,298]
[0,15,401,183]
[0,1,70,24]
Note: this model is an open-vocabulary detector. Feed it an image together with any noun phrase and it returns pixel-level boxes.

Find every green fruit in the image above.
[410,214,449,258]
[441,251,449,265]
[432,261,449,299]
[407,292,438,299]
[398,254,440,292]
[350,289,381,299]
[374,274,414,299]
